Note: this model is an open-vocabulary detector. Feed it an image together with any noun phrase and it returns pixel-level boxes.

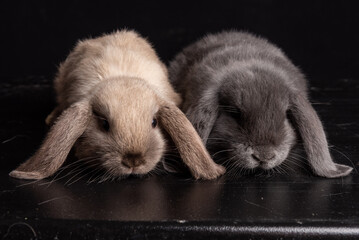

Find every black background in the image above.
[1,0,358,85]
[1,1,359,239]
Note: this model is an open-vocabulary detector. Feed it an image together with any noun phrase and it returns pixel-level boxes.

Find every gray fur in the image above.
[169,31,352,178]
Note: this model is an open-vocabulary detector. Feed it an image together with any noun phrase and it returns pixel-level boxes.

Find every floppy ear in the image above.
[158,103,225,180]
[290,93,353,178]
[45,106,63,126]
[9,101,91,180]
[184,97,219,145]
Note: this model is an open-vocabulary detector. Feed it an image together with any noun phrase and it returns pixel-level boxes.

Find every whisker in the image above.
[329,146,357,172]
[64,162,101,185]
[93,168,112,183]
[45,157,100,185]
[87,167,105,184]
[66,163,102,185]
[212,149,235,157]
[284,159,311,175]
[15,178,43,187]
[101,172,115,183]
[279,162,294,174]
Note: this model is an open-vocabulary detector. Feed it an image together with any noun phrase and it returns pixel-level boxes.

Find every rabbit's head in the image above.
[74,78,165,177]
[200,68,352,177]
[208,69,296,170]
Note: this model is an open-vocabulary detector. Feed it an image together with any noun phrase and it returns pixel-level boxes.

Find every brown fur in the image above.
[10,101,91,179]
[158,104,225,179]
[10,30,225,180]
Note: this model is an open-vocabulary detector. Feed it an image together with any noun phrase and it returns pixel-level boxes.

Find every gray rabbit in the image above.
[169,31,352,178]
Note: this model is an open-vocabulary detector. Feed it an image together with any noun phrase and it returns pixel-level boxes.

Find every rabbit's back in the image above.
[55,30,179,110]
[169,31,307,105]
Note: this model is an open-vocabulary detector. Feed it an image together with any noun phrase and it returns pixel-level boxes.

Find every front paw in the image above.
[192,163,226,180]
[315,163,353,178]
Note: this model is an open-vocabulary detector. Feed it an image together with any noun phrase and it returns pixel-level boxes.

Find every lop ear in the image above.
[9,101,91,180]
[290,93,353,178]
[158,103,225,180]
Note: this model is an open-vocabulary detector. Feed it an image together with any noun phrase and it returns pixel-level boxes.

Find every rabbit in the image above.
[9,30,225,181]
[169,31,353,178]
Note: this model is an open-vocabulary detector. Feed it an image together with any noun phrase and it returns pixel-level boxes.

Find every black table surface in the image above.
[0,76,358,240]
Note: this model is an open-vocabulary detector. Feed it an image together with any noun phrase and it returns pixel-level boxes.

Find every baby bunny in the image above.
[10,30,225,180]
[169,31,352,178]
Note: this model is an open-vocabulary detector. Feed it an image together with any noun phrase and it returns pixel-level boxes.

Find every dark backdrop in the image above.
[1,0,358,86]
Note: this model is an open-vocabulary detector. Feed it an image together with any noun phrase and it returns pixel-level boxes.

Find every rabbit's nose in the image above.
[251,153,262,162]
[252,151,275,163]
[122,153,145,168]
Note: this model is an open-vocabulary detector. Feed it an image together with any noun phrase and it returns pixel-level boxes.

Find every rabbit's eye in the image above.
[102,119,110,131]
[230,108,242,120]
[93,110,110,131]
[152,118,157,128]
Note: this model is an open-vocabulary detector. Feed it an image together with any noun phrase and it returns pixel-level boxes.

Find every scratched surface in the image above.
[0,76,358,239]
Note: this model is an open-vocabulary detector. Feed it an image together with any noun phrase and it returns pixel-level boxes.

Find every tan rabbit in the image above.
[9,30,225,180]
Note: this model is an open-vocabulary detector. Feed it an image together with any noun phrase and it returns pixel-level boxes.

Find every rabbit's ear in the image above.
[184,98,219,145]
[158,103,225,180]
[45,106,63,126]
[290,93,352,178]
[9,101,91,180]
